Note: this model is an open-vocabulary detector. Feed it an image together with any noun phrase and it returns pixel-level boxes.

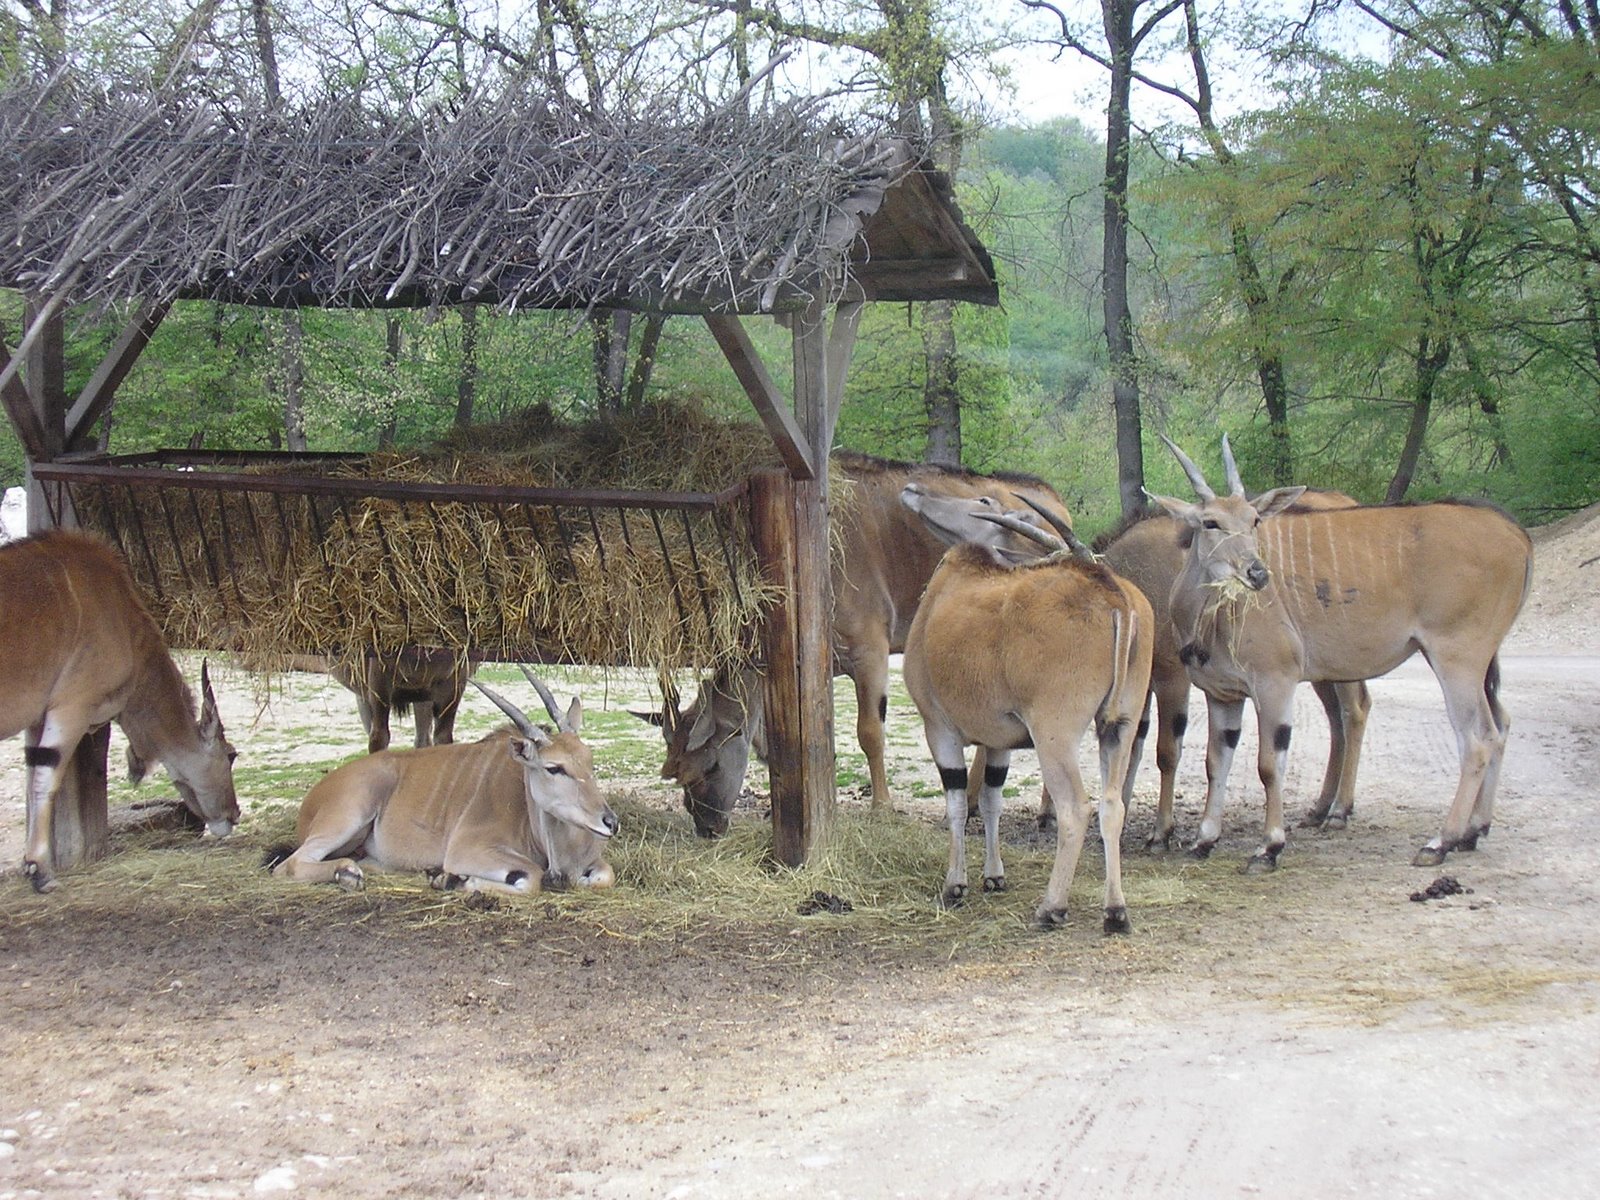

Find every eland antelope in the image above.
[902,500,1154,931]
[1152,436,1532,872]
[0,530,239,891]
[645,452,1074,838]
[1096,494,1371,850]
[270,668,617,893]
[331,648,480,754]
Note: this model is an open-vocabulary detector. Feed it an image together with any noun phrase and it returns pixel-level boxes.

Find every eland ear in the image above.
[629,708,669,728]
[563,696,583,733]
[1252,486,1307,518]
[509,729,553,768]
[1148,493,1201,525]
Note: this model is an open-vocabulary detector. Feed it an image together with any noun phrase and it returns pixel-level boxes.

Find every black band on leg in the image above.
[983,762,1009,790]
[25,746,62,768]
[1273,725,1293,752]
[939,766,969,793]
[1222,728,1241,749]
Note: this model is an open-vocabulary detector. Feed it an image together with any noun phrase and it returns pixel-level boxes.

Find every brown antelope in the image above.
[331,648,479,754]
[270,667,617,893]
[268,668,617,896]
[1096,494,1372,849]
[1152,436,1532,871]
[902,502,1154,931]
[0,530,239,891]
[645,452,1073,837]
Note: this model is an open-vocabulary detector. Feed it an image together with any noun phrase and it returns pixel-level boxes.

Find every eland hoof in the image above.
[23,860,56,894]
[1145,831,1174,853]
[1413,845,1448,868]
[1035,906,1069,930]
[1103,907,1132,936]
[1457,828,1484,852]
[1189,841,1215,861]
[1240,851,1280,875]
[941,883,968,909]
[334,865,365,892]
[982,875,1006,894]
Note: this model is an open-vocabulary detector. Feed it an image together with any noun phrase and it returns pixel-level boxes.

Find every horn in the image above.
[517,665,571,732]
[1160,435,1215,501]
[1221,434,1245,497]
[1013,494,1097,562]
[471,679,539,738]
[973,509,1068,554]
[658,670,683,737]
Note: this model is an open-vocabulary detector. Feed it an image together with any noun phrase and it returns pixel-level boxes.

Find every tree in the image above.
[1022,0,1186,517]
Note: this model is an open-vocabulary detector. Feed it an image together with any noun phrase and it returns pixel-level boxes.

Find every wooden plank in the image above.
[703,314,815,481]
[66,299,171,446]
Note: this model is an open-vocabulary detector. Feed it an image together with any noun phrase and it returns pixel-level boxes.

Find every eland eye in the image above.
[545,763,568,777]
[1202,519,1221,530]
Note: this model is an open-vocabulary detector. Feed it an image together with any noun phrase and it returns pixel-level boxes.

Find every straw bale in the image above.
[76,399,855,680]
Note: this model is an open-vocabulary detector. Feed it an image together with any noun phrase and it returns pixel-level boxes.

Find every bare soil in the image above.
[2,506,1599,1199]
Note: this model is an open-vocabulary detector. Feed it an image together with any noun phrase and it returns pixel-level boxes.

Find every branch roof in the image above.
[0,77,998,316]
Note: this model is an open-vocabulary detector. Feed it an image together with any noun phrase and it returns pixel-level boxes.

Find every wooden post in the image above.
[750,469,835,865]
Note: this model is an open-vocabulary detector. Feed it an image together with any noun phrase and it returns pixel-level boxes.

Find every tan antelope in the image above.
[1096,494,1372,849]
[645,452,1073,837]
[331,648,480,754]
[270,668,618,893]
[902,500,1154,931]
[1152,436,1532,871]
[0,530,239,891]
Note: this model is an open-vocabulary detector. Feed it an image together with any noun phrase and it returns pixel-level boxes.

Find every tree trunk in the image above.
[1103,0,1145,519]
[455,303,479,428]
[922,300,961,465]
[626,314,666,409]
[1386,335,1451,502]
[279,312,307,453]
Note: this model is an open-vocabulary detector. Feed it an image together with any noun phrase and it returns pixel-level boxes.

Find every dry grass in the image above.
[77,397,852,680]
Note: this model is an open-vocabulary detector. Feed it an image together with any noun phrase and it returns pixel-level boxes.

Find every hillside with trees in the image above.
[1,1,1595,537]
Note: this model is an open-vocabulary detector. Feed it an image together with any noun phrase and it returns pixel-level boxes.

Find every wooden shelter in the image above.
[0,75,999,871]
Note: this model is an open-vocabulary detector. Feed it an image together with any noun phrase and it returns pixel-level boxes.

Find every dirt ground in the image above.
[2,507,1598,1199]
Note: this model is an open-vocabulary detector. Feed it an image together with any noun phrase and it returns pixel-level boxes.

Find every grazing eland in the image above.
[269,668,617,893]
[0,530,239,891]
[1152,436,1532,871]
[645,452,1074,837]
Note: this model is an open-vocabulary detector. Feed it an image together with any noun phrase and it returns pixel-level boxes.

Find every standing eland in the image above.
[1,530,239,891]
[902,497,1154,931]
[1151,436,1532,872]
[645,452,1073,837]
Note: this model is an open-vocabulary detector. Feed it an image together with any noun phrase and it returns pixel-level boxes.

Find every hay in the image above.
[75,397,849,680]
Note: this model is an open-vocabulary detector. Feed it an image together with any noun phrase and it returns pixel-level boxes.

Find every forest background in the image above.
[2,0,1597,537]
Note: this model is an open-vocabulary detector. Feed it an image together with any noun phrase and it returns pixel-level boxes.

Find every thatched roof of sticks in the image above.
[0,73,998,317]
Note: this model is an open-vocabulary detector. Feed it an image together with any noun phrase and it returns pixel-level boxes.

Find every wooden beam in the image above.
[0,337,48,460]
[66,299,171,446]
[703,314,815,481]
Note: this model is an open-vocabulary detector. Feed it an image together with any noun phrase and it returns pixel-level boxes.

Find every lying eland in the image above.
[1152,436,1532,871]
[0,530,239,891]
[903,499,1154,931]
[270,667,618,893]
